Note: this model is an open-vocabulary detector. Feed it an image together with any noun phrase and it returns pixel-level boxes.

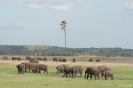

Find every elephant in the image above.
[43,57,47,61]
[63,59,67,62]
[29,58,39,63]
[53,57,58,62]
[36,57,43,61]
[26,56,32,60]
[102,71,114,80]
[89,59,93,62]
[71,65,83,77]
[24,62,38,72]
[72,58,76,63]
[58,58,63,62]
[96,59,100,62]
[97,65,111,79]
[16,63,25,74]
[85,66,100,80]
[34,64,48,74]
[56,65,65,74]
[62,66,73,78]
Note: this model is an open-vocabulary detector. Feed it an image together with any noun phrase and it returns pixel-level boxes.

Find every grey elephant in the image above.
[56,65,65,74]
[24,62,38,72]
[29,58,39,63]
[53,57,58,62]
[97,65,111,79]
[89,59,93,62]
[71,65,83,77]
[62,66,72,78]
[85,66,100,80]
[72,58,76,63]
[96,59,100,62]
[34,64,48,74]
[102,71,114,80]
[16,63,25,74]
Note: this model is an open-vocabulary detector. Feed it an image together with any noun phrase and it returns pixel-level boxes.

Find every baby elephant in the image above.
[102,71,114,80]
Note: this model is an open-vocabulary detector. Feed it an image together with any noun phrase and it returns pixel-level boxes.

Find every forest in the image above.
[0,45,133,57]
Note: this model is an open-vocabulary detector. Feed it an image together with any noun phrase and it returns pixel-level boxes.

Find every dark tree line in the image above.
[0,45,133,57]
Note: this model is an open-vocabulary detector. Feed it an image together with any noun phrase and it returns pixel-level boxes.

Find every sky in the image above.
[0,0,133,49]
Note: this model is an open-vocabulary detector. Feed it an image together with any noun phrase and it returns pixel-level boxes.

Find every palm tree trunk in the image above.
[64,29,67,61]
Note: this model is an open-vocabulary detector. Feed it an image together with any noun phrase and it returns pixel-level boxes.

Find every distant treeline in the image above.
[0,45,133,57]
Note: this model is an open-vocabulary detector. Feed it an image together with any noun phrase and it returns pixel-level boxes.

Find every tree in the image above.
[60,20,69,61]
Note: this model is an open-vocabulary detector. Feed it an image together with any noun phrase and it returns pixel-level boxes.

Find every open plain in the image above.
[0,56,133,88]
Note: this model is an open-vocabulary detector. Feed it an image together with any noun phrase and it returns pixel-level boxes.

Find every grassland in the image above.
[0,56,133,88]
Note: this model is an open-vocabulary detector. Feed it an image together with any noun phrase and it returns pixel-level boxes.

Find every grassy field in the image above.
[0,58,133,88]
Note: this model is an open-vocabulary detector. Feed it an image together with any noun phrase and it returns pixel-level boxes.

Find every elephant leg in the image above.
[22,69,24,74]
[69,73,71,77]
[66,73,68,78]
[86,73,89,79]
[101,74,104,80]
[105,75,107,80]
[98,74,100,80]
[90,75,92,80]
[39,69,41,73]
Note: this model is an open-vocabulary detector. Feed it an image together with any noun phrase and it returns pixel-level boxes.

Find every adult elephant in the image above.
[62,66,72,78]
[63,59,67,62]
[34,64,48,74]
[85,66,100,80]
[102,71,114,80]
[96,59,100,62]
[89,59,93,62]
[56,65,65,74]
[43,57,47,61]
[24,62,38,72]
[58,58,63,62]
[71,65,83,77]
[72,58,76,63]
[30,58,39,63]
[16,63,25,74]
[53,57,58,62]
[97,65,111,79]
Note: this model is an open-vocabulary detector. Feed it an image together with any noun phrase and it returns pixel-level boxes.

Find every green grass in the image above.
[0,61,133,88]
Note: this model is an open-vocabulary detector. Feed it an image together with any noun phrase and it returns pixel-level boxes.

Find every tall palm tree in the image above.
[60,20,68,62]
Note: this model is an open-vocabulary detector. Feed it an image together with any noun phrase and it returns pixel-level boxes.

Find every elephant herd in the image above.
[56,64,114,80]
[16,61,114,80]
[26,56,47,61]
[16,62,48,74]
[56,64,83,78]
[53,57,67,62]
[85,65,114,80]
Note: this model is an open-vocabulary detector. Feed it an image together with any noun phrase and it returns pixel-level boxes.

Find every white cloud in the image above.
[20,0,74,10]
[125,0,133,9]
[49,4,71,10]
